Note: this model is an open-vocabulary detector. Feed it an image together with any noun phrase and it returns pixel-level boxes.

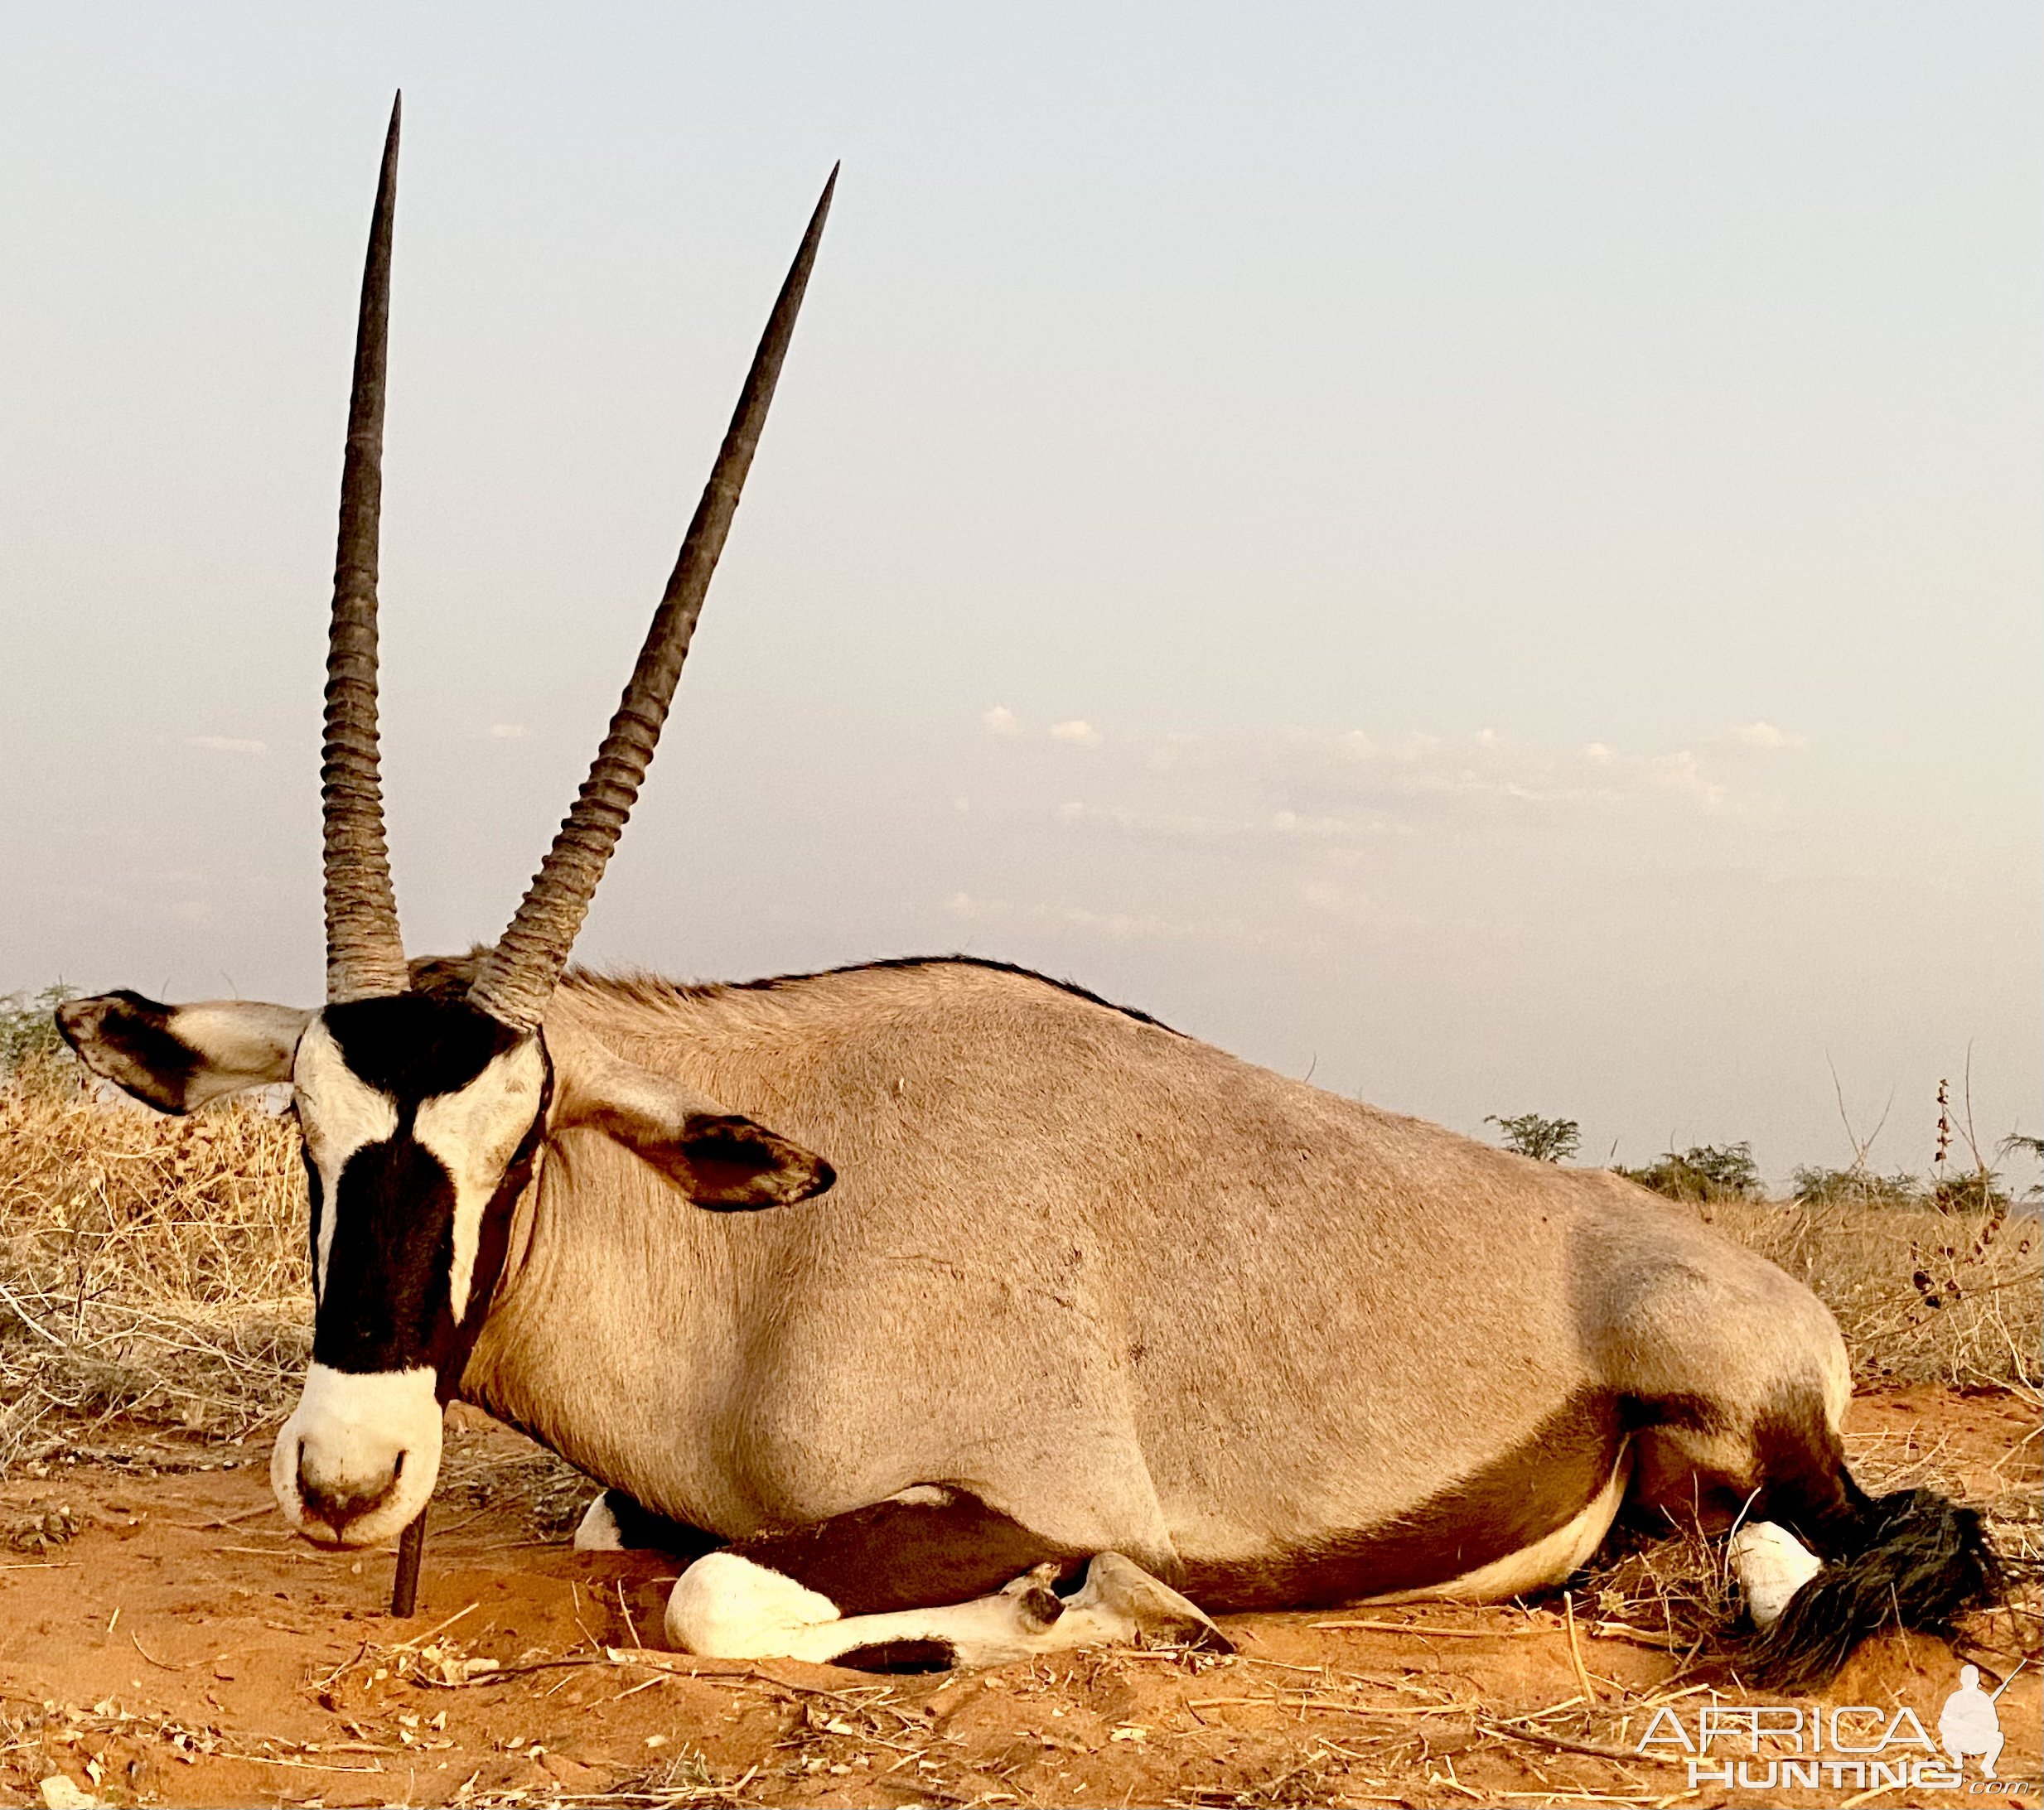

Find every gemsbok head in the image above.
[59,96,837,1559]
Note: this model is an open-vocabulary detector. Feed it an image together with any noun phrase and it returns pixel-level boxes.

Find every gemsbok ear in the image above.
[56,993,314,1115]
[547,1026,834,1210]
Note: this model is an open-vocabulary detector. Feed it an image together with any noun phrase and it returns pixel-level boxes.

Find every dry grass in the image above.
[1696,1194,2041,1391]
[2,1058,2037,1487]
[0,1061,310,1474]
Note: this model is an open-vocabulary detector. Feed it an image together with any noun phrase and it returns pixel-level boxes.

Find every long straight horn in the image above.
[321,94,410,1004]
[468,166,838,1034]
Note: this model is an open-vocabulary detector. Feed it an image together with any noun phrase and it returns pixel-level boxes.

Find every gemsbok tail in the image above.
[1744,1484,2003,1691]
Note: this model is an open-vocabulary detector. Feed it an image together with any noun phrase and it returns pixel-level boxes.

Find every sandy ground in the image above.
[1,1387,2036,1810]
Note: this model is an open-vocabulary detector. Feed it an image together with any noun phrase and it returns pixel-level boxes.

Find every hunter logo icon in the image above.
[1939,1661,2019,1779]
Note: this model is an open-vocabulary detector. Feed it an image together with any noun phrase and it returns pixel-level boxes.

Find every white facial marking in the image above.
[413,1040,546,1323]
[1731,1520,1824,1628]
[292,1019,399,1300]
[273,1361,442,1547]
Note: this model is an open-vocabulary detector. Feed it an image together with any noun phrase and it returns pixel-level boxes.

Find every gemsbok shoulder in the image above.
[58,99,2000,1685]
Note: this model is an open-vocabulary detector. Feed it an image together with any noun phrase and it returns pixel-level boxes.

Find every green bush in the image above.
[1619,1141,1761,1202]
[0,986,77,1081]
[1486,1113,1581,1164]
[1789,1164,1924,1210]
[1930,1170,2010,1215]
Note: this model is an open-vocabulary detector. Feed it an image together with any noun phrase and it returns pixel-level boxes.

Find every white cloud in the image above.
[1733,721,1806,751]
[981,705,1022,736]
[1273,726,1740,820]
[1650,749,1727,811]
[187,735,265,755]
[1051,718,1102,746]
[489,722,529,740]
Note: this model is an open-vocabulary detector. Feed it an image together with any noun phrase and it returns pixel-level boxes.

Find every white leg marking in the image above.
[666,1553,843,1657]
[1730,1520,1823,1628]
[573,1494,626,1552]
[665,1551,1225,1668]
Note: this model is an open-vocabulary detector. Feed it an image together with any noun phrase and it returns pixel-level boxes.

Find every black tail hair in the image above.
[1742,1486,2003,1692]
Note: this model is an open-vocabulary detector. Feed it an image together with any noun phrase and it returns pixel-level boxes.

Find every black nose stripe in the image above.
[312,1137,458,1373]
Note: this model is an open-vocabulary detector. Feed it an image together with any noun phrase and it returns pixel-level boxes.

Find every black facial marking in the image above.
[323,992,522,1099]
[451,1071,550,1382]
[302,1143,325,1286]
[314,1137,459,1373]
[56,992,200,1113]
[307,994,549,1388]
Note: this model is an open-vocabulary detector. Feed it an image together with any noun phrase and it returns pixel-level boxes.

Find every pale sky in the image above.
[3,4,2037,1188]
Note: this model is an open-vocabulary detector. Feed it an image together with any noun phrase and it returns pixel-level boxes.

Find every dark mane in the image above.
[723,956,1182,1035]
[409,951,1181,1035]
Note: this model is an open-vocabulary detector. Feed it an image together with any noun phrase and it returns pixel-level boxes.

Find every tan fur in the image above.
[457,958,1848,1602]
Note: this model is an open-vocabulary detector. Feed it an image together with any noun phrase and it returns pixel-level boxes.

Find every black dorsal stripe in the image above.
[729,955,1181,1033]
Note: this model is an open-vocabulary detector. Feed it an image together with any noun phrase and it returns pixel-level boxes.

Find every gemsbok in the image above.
[58,99,1999,1686]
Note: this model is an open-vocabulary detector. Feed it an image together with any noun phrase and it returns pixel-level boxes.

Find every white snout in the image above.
[272,1363,442,1547]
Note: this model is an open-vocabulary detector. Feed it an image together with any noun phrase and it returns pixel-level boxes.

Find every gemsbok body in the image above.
[58,99,1998,1685]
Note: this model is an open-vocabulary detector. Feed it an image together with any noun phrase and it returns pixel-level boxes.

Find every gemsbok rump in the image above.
[57,99,1999,1686]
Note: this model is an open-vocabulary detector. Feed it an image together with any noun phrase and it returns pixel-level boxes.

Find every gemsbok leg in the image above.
[640,1488,1228,1670]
